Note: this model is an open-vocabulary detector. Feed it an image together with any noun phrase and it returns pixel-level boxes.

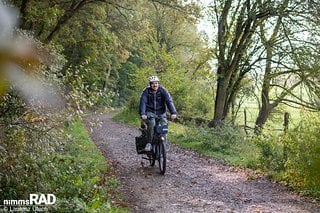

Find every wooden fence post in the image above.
[284,112,289,133]
[244,109,248,134]
[283,112,290,164]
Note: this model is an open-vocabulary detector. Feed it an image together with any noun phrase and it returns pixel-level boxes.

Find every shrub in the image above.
[283,112,320,198]
[252,134,285,172]
[169,122,259,167]
[0,101,126,212]
[40,119,120,212]
[0,92,65,200]
[252,112,320,199]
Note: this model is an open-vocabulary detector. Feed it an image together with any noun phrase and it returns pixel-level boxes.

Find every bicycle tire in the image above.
[157,141,166,175]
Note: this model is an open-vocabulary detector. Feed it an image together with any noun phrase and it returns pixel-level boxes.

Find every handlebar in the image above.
[141,114,177,121]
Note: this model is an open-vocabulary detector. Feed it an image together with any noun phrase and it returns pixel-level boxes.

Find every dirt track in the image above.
[85,112,320,213]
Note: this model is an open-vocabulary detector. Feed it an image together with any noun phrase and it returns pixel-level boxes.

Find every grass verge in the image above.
[43,119,129,212]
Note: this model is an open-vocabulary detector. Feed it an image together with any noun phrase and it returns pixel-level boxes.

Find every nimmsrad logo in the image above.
[3,194,56,206]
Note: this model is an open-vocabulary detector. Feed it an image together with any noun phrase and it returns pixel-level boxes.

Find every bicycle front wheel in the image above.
[157,141,166,175]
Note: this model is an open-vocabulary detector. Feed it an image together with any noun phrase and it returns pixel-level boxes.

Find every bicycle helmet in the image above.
[149,76,159,83]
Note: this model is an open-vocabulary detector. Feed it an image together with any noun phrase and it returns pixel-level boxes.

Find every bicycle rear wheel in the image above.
[157,141,166,175]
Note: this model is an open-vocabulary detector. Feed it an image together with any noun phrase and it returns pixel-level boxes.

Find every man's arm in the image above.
[139,88,147,119]
[162,88,177,115]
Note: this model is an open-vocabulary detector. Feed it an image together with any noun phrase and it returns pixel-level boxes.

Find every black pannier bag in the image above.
[155,124,168,134]
[135,130,148,154]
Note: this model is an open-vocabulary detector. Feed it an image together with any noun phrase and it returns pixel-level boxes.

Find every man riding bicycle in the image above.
[139,76,177,151]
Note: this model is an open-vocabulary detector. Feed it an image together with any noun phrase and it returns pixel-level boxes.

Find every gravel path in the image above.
[85,112,320,213]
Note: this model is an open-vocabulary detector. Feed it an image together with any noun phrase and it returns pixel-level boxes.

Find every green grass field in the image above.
[234,98,306,134]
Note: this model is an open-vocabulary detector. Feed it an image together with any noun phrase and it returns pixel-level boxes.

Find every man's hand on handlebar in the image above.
[141,114,148,120]
[170,114,177,120]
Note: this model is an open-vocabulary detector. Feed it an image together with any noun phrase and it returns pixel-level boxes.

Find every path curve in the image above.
[85,112,320,213]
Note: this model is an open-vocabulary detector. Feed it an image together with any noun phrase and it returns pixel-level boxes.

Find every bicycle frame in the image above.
[142,115,168,174]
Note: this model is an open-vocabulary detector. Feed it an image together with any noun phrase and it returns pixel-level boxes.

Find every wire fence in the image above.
[240,109,290,135]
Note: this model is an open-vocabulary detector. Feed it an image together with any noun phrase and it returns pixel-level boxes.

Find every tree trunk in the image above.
[209,66,230,127]
[18,0,29,29]
[254,47,273,134]
[103,64,112,92]
[212,78,228,126]
[254,102,271,134]
[209,0,267,127]
[223,69,248,119]
[254,10,284,134]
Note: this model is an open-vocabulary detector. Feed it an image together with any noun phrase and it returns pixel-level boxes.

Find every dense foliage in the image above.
[0,108,123,211]
[1,0,209,210]
[1,0,320,207]
[285,114,320,197]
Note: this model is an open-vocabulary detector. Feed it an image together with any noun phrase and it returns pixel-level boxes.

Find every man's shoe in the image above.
[144,143,152,152]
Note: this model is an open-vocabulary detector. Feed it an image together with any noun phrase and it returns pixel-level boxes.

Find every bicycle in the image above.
[135,115,169,175]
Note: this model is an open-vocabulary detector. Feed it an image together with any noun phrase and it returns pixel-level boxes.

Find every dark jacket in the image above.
[139,86,177,116]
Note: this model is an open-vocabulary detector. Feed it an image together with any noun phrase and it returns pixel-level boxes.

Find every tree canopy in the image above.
[205,0,320,130]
